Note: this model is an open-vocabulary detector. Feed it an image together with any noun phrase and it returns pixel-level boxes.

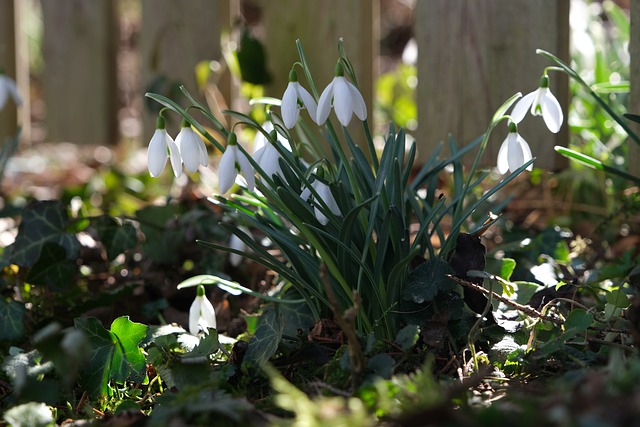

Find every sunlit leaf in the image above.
[8,201,79,268]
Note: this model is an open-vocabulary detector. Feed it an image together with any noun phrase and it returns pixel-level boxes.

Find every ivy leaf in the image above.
[563,309,593,338]
[0,299,25,341]
[75,316,148,397]
[367,353,395,379]
[109,316,148,383]
[8,201,79,268]
[395,324,420,351]
[243,305,283,368]
[182,330,220,360]
[403,258,456,304]
[95,216,138,261]
[136,204,182,264]
[26,243,76,291]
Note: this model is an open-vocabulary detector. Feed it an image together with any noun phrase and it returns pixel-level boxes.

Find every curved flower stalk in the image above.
[219,132,256,193]
[253,122,292,180]
[147,116,182,177]
[176,119,208,173]
[497,121,533,174]
[316,62,367,127]
[511,74,563,133]
[281,69,318,128]
[300,168,341,225]
[189,284,217,335]
[0,71,22,110]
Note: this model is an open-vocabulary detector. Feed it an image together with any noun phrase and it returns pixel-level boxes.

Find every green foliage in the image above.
[74,316,148,397]
[3,200,79,269]
[243,305,284,368]
[0,299,25,341]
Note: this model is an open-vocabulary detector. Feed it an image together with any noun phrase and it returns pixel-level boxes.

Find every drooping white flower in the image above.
[300,169,341,225]
[0,72,22,111]
[281,69,318,129]
[176,119,208,173]
[228,226,252,267]
[189,284,217,335]
[253,121,292,180]
[511,74,563,133]
[147,116,182,177]
[497,122,533,174]
[218,132,255,193]
[316,62,367,127]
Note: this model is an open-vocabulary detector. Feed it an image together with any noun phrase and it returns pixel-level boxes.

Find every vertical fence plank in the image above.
[41,0,117,145]
[416,0,569,170]
[0,0,18,141]
[140,0,227,141]
[630,0,639,176]
[261,0,376,155]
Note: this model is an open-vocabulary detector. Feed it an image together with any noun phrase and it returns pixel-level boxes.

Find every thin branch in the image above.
[446,274,564,326]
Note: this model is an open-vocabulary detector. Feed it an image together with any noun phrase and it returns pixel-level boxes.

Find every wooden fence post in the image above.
[261,0,377,157]
[140,0,229,142]
[0,0,18,142]
[41,0,117,145]
[416,0,570,170]
[630,0,639,176]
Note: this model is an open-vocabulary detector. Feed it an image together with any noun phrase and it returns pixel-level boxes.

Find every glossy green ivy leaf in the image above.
[8,200,79,268]
[75,316,148,397]
[395,324,420,351]
[26,243,76,291]
[243,305,284,368]
[402,258,456,304]
[0,299,25,341]
[95,216,138,261]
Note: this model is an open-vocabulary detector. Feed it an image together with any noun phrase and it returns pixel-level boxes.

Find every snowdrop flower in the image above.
[316,62,367,127]
[0,71,22,110]
[300,168,341,225]
[281,69,318,128]
[228,226,252,267]
[497,122,533,174]
[253,122,292,179]
[219,132,255,193]
[147,116,182,177]
[176,119,208,173]
[511,74,563,133]
[189,285,217,335]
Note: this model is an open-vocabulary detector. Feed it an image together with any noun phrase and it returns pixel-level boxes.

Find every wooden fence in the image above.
[0,0,637,172]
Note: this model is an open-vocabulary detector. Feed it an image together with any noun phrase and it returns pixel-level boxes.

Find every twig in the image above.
[446,274,564,326]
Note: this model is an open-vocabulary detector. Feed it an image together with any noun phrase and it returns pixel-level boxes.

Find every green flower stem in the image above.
[537,49,640,146]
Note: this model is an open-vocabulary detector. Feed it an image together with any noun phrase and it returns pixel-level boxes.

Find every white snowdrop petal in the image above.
[297,84,318,123]
[188,298,202,335]
[346,81,367,121]
[507,133,525,173]
[282,83,300,129]
[147,130,169,177]
[510,91,536,124]
[6,77,22,106]
[218,147,237,193]
[177,128,201,172]
[333,77,354,127]
[167,134,183,177]
[496,138,510,175]
[316,80,334,125]
[199,296,217,330]
[518,134,534,171]
[237,149,256,191]
[541,92,563,133]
